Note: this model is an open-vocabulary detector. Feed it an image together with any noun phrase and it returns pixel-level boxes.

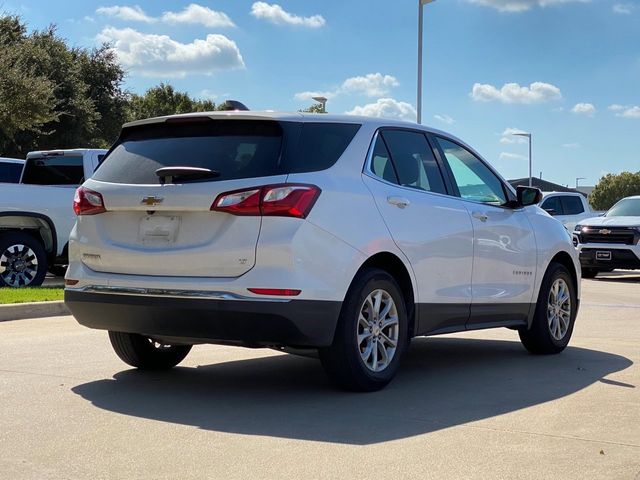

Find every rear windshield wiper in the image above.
[155,166,220,184]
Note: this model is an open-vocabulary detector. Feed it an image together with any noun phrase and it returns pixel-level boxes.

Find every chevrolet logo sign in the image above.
[599,229,612,235]
[141,196,163,206]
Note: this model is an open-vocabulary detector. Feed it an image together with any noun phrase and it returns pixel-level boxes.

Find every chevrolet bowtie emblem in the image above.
[599,229,612,235]
[141,196,163,206]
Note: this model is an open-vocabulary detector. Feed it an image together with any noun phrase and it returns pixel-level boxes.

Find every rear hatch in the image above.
[82,118,288,277]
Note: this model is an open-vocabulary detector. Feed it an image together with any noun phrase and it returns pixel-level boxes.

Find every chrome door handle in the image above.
[472,211,488,222]
[387,196,410,209]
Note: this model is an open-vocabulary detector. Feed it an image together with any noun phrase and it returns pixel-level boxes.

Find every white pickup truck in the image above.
[0,149,106,287]
[539,192,597,232]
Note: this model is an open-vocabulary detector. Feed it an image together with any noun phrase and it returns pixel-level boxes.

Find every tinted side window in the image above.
[21,156,84,185]
[0,162,23,183]
[381,130,447,194]
[286,123,361,173]
[561,195,584,215]
[541,197,563,215]
[436,137,506,205]
[370,135,398,184]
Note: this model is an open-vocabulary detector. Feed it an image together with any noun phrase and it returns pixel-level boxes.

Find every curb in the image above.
[0,301,70,322]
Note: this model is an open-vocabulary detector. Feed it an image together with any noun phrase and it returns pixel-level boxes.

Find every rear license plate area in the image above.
[595,250,612,261]
[139,215,180,244]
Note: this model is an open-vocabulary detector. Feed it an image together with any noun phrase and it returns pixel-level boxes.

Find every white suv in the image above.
[65,112,581,391]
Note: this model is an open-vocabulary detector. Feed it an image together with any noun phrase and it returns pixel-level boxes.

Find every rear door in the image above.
[362,129,474,334]
[80,119,288,278]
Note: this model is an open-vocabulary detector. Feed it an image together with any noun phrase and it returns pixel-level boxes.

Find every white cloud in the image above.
[467,0,590,13]
[198,89,219,100]
[571,102,596,116]
[97,27,244,78]
[97,4,235,27]
[250,2,325,28]
[613,3,633,14]
[97,5,154,22]
[500,127,529,144]
[341,73,399,97]
[434,114,455,125]
[294,72,399,102]
[162,4,234,28]
[293,91,336,101]
[470,82,562,104]
[500,152,527,160]
[346,98,416,122]
[562,142,580,148]
[608,104,640,118]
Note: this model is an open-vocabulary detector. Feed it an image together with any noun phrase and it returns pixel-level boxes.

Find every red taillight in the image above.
[248,288,301,296]
[73,187,106,216]
[211,184,320,218]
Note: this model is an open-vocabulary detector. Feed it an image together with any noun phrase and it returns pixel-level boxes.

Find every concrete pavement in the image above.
[1,274,639,479]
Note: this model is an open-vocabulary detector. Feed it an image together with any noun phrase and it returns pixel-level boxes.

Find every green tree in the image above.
[0,15,127,155]
[589,172,640,210]
[299,103,326,113]
[127,83,218,121]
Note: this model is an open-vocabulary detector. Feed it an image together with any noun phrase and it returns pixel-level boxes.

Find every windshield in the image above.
[606,198,640,217]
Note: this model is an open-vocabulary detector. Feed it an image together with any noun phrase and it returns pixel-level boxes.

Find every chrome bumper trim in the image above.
[69,285,290,302]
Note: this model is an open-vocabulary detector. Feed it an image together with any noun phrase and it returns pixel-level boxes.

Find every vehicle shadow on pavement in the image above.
[72,337,632,445]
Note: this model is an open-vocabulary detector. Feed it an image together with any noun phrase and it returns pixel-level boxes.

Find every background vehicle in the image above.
[574,195,640,278]
[0,149,107,287]
[65,112,580,391]
[539,191,596,232]
[0,157,25,183]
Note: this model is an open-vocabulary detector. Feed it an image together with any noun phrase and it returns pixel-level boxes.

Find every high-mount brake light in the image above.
[211,184,321,218]
[74,187,106,215]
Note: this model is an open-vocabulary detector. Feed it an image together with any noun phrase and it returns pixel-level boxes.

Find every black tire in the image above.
[519,262,577,355]
[48,265,68,277]
[581,268,599,279]
[319,268,409,392]
[0,231,48,288]
[108,331,192,370]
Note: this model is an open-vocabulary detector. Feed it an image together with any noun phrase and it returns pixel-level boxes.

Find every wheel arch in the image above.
[0,212,57,262]
[549,250,579,297]
[352,252,417,338]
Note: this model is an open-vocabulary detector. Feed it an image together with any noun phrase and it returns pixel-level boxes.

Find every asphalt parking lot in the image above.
[1,274,639,480]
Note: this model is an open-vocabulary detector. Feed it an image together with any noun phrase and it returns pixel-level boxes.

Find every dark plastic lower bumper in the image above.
[579,248,640,270]
[65,290,342,348]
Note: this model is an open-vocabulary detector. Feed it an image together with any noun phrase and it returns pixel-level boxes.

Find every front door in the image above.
[433,136,537,328]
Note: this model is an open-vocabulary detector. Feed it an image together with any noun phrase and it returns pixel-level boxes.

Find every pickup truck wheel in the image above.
[108,331,192,370]
[319,268,408,392]
[0,232,48,287]
[519,263,577,354]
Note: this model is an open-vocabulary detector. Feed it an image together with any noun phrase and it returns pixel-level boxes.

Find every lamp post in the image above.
[513,132,532,187]
[575,177,586,189]
[417,0,436,124]
[311,96,327,113]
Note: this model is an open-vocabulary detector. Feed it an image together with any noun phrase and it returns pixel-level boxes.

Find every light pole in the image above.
[513,132,532,187]
[575,177,586,189]
[312,96,327,113]
[417,0,436,124]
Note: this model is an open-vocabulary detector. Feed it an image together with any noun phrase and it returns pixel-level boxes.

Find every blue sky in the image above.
[8,0,640,186]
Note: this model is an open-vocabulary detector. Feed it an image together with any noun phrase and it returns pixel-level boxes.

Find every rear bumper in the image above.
[579,247,640,270]
[65,290,341,348]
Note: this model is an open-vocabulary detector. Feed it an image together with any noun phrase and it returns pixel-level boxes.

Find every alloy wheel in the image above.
[357,289,399,372]
[0,244,39,287]
[547,278,571,341]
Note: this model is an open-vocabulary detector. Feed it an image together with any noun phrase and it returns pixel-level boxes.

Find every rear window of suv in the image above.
[93,120,360,185]
[21,155,84,185]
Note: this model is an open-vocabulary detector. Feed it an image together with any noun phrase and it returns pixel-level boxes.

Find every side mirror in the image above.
[517,186,542,207]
